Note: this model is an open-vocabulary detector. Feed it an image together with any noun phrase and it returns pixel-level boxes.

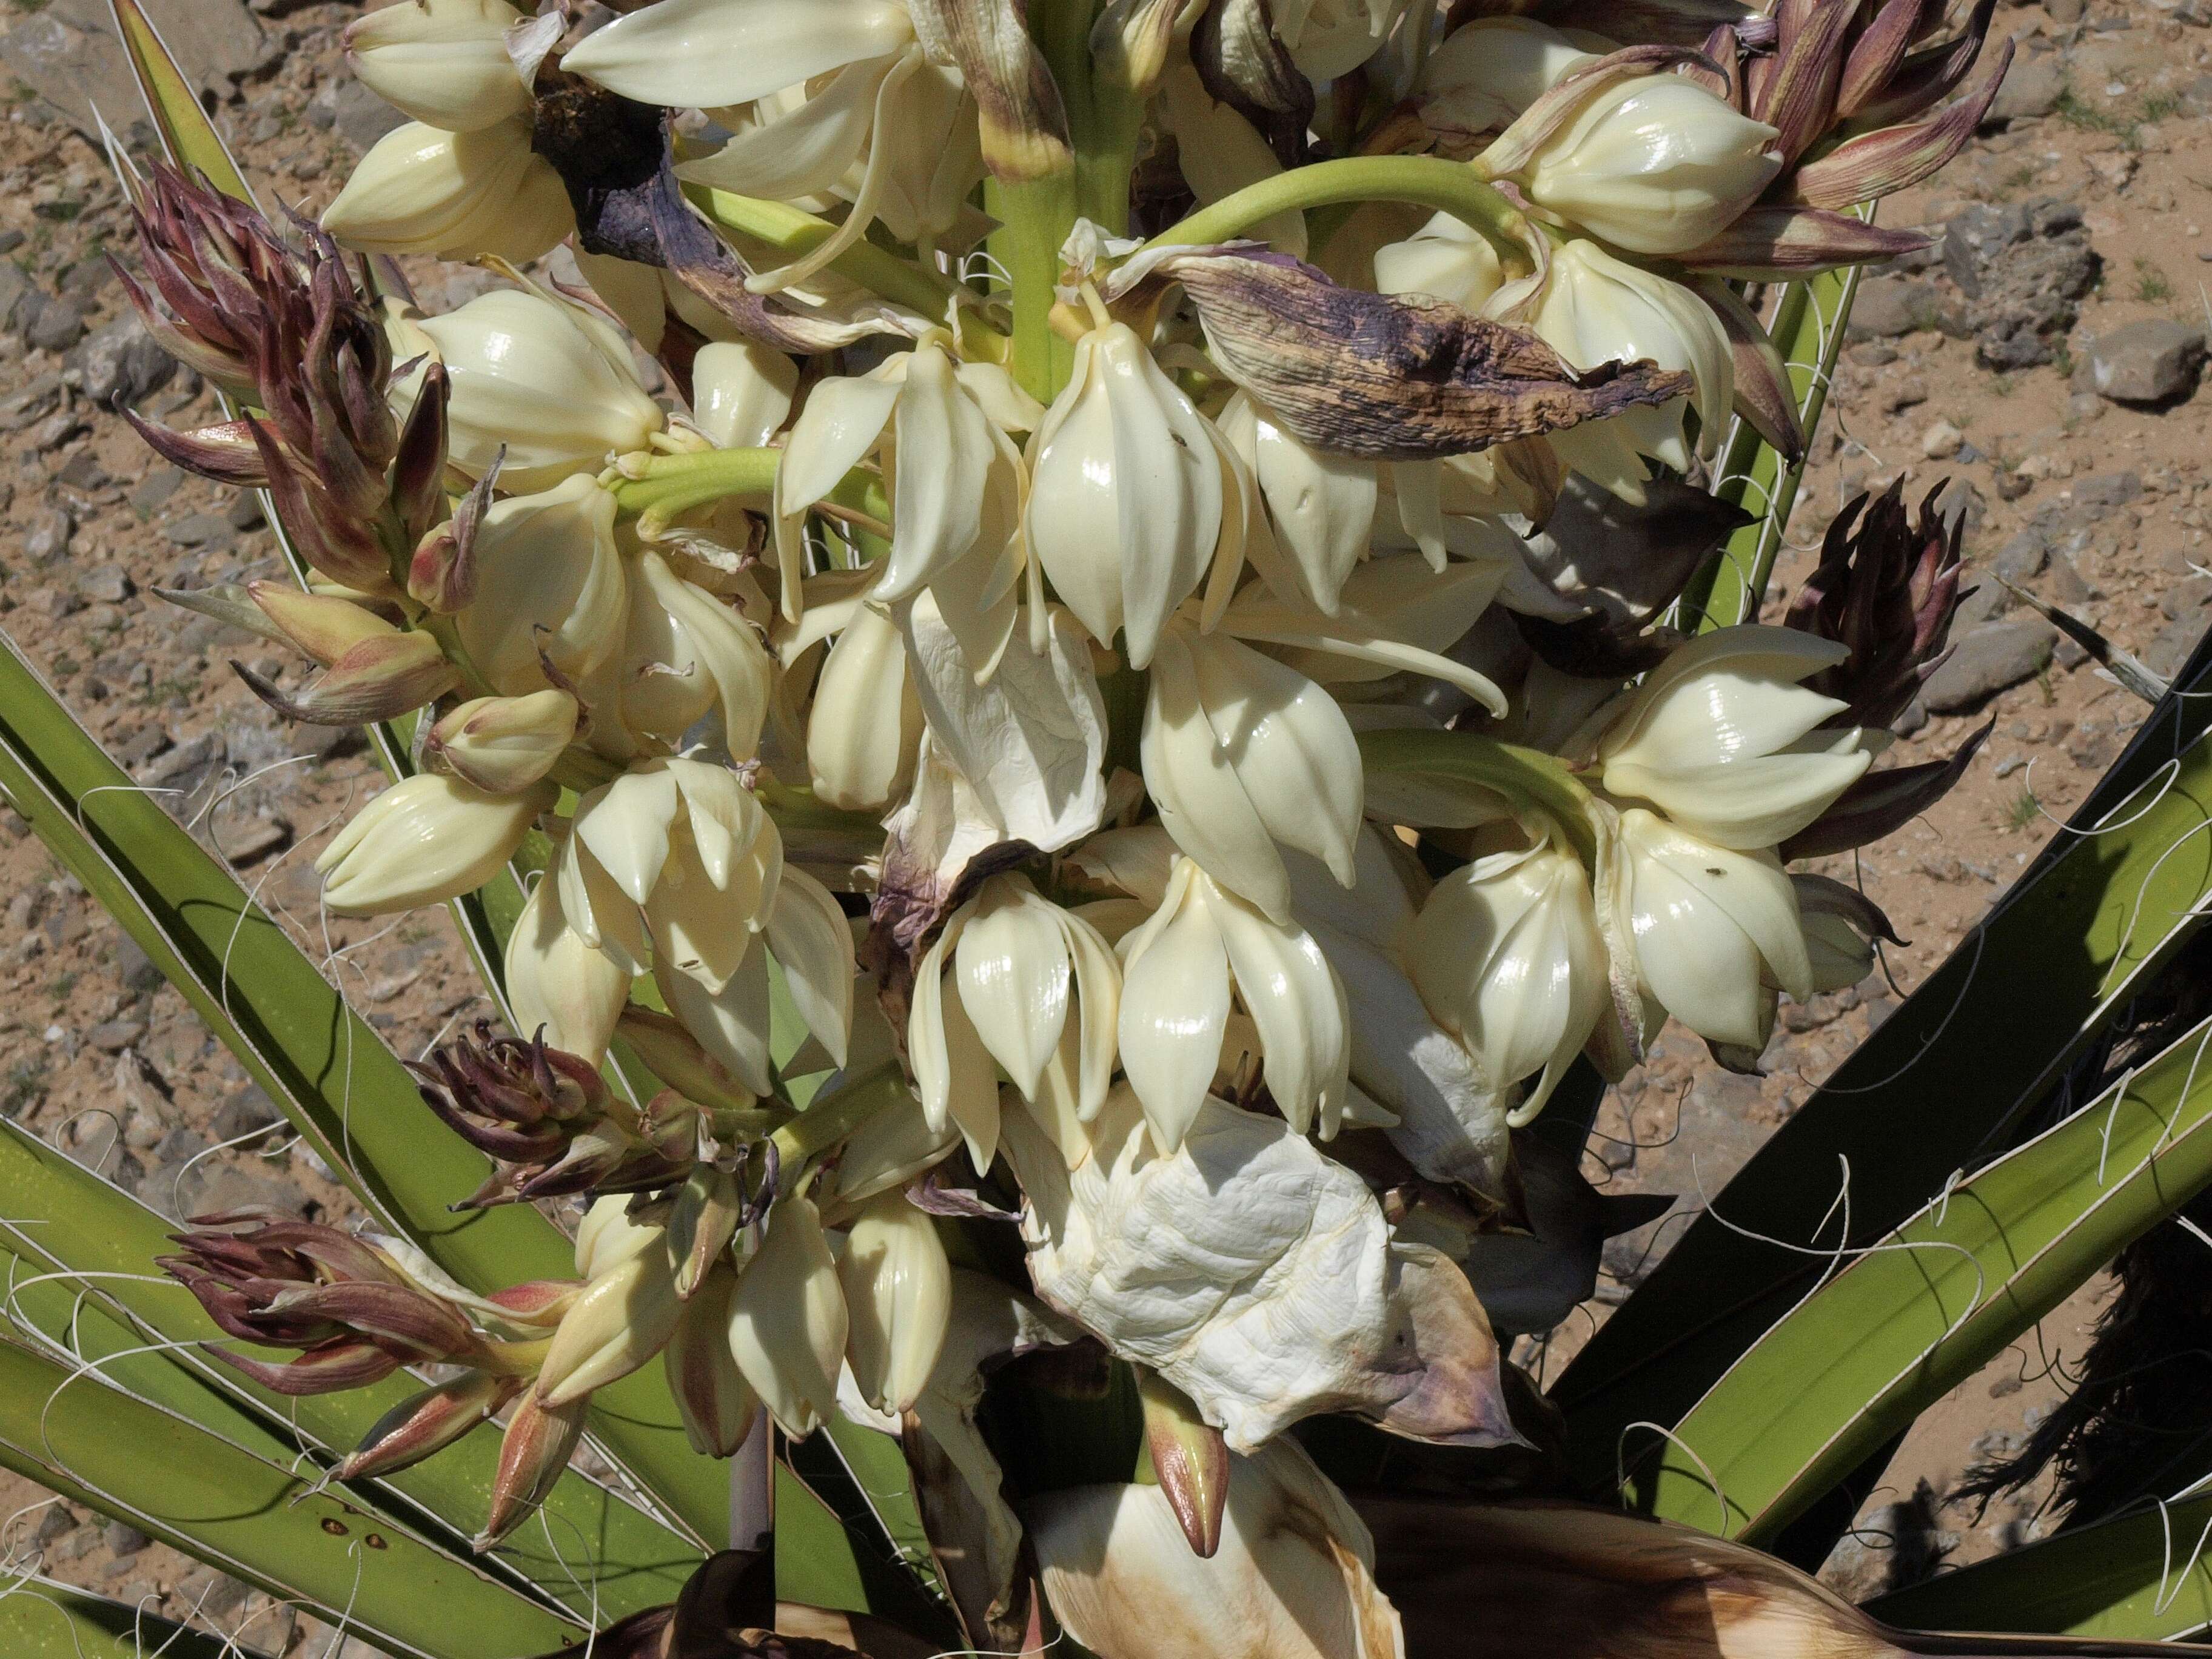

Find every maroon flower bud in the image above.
[159,1211,478,1395]
[1783,478,1964,731]
[233,629,457,728]
[411,1024,694,1210]
[336,1372,521,1482]
[478,1389,589,1549]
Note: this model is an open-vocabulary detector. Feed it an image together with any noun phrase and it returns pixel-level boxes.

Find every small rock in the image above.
[102,1521,152,1559]
[217,816,293,868]
[2048,0,2085,20]
[34,1503,80,1546]
[71,316,176,409]
[2072,472,2143,510]
[2066,390,2105,423]
[130,468,184,513]
[86,1019,147,1054]
[78,565,135,605]
[177,1568,252,1620]
[1994,530,2048,582]
[1850,341,1900,367]
[0,376,62,431]
[2088,320,2208,405]
[24,293,87,355]
[24,508,73,564]
[34,410,90,453]
[1988,50,2066,123]
[1920,419,1965,460]
[160,512,237,550]
[2087,152,2137,193]
[1921,620,2059,712]
[113,934,165,997]
[308,75,407,152]
[1884,376,1929,412]
[210,1084,283,1145]
[1848,275,1944,339]
[226,491,267,531]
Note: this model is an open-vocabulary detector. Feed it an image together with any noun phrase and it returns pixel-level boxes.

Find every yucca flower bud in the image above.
[160,1216,479,1395]
[1525,241,1733,503]
[235,626,457,728]
[1280,0,1413,78]
[1793,874,1896,995]
[504,866,634,1067]
[1033,1440,1404,1659]
[1610,808,1812,1053]
[574,1193,669,1281]
[1214,393,1378,618]
[726,1196,848,1438]
[1419,17,1603,146]
[316,773,551,916]
[336,1371,520,1482]
[1372,212,1506,314]
[455,476,628,698]
[910,873,1122,1169]
[1405,829,1607,1127]
[1142,620,1362,924]
[1784,481,1966,732]
[344,0,532,133]
[667,1164,751,1301]
[1118,857,1350,1154]
[245,581,401,668]
[426,691,579,795]
[1594,626,1874,852]
[689,341,798,453]
[411,1023,692,1209]
[664,1266,759,1458]
[803,603,924,813]
[321,117,572,266]
[1025,320,1241,669]
[480,1389,589,1548]
[1486,73,1782,255]
[838,1190,953,1415]
[536,1241,686,1407]
[411,286,665,491]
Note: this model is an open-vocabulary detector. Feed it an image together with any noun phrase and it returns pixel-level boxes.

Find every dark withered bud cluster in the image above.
[412,1022,698,1210]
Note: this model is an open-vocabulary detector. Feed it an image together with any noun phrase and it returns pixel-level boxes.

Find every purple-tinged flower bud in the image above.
[407,450,501,614]
[336,1372,521,1482]
[478,1389,589,1549]
[233,629,457,728]
[664,1267,759,1458]
[159,1213,478,1395]
[116,411,270,488]
[1783,478,1965,731]
[245,580,401,668]
[387,360,452,545]
[411,1024,694,1210]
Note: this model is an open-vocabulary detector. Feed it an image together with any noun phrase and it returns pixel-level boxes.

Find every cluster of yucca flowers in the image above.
[121,0,2003,1649]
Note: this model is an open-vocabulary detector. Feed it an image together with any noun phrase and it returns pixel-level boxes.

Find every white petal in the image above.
[1213,883,1350,1138]
[1185,629,1363,893]
[777,370,904,518]
[1141,627,1290,922]
[505,870,632,1065]
[658,953,775,1098]
[674,57,886,200]
[563,0,913,108]
[953,879,1072,1099]
[879,345,1000,600]
[765,868,856,1068]
[1117,871,1232,1155]
[575,768,682,905]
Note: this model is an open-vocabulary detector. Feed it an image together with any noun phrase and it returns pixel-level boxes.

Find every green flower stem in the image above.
[1356,726,1602,869]
[1147,155,1532,264]
[688,186,1008,361]
[990,173,1078,402]
[474,1335,555,1378]
[770,1062,905,1170]
[610,446,780,518]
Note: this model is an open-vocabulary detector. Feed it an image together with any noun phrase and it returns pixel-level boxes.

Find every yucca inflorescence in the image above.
[83,0,2090,1652]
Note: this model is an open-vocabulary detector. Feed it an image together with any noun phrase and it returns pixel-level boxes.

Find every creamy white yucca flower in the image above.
[910,874,1121,1168]
[801,600,925,813]
[407,287,665,491]
[1405,826,1607,1127]
[1371,211,1505,313]
[772,340,1036,624]
[344,0,531,133]
[1417,16,1602,142]
[1142,620,1364,924]
[1594,627,1874,851]
[456,476,628,697]
[317,773,550,916]
[1524,241,1732,501]
[1026,318,1246,669]
[1118,856,1350,1153]
[1505,75,1782,256]
[1611,809,1813,1053]
[837,1190,954,1415]
[726,1195,847,1437]
[322,118,571,264]
[1034,1439,1405,1659]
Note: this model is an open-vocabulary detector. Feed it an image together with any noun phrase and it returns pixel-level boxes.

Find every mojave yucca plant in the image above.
[4,4,2211,1658]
